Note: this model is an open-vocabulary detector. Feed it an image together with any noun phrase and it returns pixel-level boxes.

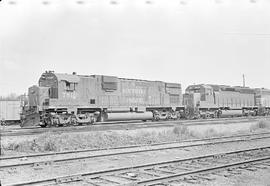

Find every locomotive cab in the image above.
[20,71,59,127]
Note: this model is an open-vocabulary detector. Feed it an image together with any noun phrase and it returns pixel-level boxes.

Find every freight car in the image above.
[20,71,184,127]
[254,88,270,115]
[0,100,21,125]
[183,84,270,118]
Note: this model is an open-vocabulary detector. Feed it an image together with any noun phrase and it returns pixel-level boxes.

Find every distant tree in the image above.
[0,93,20,101]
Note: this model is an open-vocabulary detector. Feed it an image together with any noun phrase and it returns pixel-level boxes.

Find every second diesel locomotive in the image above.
[183,84,270,118]
[20,71,270,127]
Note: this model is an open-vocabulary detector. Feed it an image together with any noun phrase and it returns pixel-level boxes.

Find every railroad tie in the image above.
[56,175,83,184]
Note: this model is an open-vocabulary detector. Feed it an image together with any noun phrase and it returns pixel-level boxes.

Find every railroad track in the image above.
[7,146,270,186]
[1,132,270,185]
[2,116,268,137]
[132,147,270,186]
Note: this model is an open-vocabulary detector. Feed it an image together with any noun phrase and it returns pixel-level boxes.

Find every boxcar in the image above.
[0,100,21,124]
[254,88,270,115]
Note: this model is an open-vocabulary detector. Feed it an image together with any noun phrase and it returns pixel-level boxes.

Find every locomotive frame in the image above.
[21,71,184,127]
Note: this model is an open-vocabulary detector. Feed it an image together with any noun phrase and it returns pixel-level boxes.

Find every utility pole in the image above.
[0,130,1,156]
[242,74,245,87]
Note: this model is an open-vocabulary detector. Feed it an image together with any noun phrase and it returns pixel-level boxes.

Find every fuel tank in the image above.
[220,110,243,117]
[105,112,153,121]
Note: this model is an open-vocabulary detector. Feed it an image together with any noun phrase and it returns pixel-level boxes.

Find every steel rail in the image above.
[7,146,270,186]
[1,132,270,170]
[13,116,270,130]
[136,156,270,185]
[2,116,267,137]
[1,131,270,161]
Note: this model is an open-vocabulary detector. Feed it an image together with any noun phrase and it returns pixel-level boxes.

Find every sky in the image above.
[0,0,270,96]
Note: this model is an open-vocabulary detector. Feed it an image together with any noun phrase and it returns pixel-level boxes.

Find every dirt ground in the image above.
[1,133,270,185]
[1,120,270,185]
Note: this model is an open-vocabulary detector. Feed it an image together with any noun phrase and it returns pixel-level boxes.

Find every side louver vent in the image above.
[102,76,118,91]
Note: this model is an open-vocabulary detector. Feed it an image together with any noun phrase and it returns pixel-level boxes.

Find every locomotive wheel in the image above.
[44,117,52,128]
[99,114,105,122]
[92,117,97,124]
[40,124,47,128]
[70,117,77,126]
[100,116,104,122]
[40,119,48,128]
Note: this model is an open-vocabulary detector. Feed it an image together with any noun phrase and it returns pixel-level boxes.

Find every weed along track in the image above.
[2,116,268,137]
[1,131,270,164]
[1,132,270,185]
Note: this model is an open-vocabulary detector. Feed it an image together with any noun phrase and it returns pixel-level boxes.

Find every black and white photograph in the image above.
[0,0,270,185]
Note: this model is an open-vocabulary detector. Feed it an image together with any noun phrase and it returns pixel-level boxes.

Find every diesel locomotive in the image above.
[20,71,270,127]
[20,71,184,127]
[184,84,270,118]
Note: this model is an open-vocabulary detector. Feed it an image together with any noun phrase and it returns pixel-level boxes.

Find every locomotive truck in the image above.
[20,71,184,127]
